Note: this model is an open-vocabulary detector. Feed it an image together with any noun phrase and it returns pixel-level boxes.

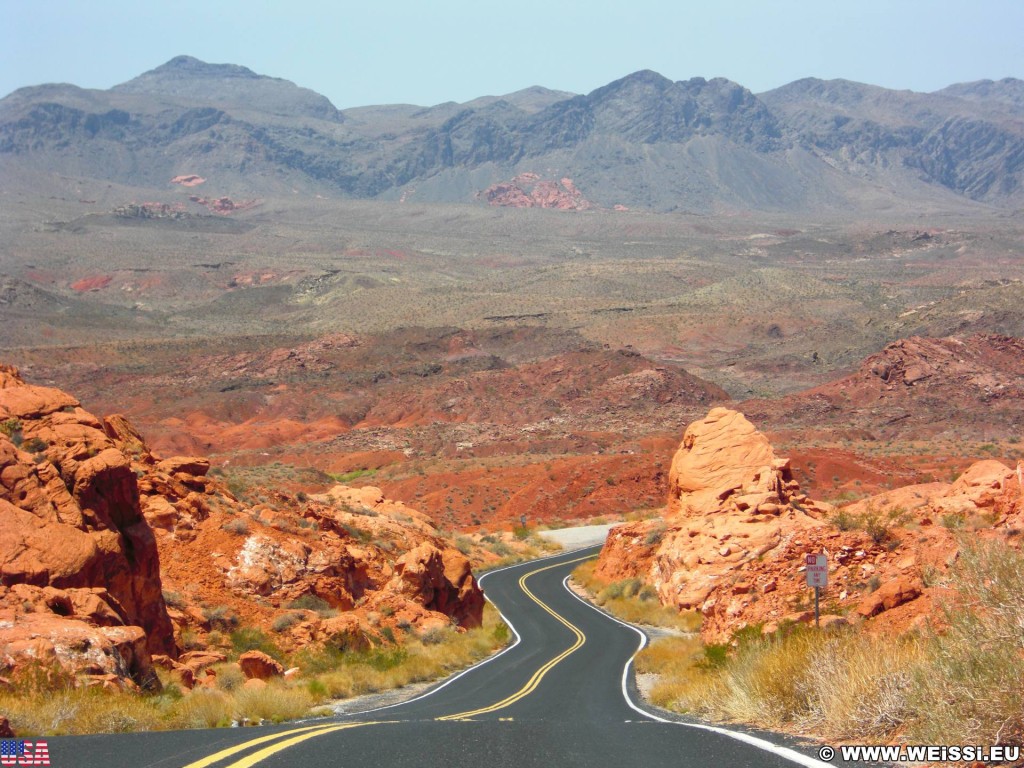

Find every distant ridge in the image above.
[1,57,1021,212]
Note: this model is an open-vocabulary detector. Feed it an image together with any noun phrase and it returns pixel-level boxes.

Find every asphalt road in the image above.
[43,547,865,768]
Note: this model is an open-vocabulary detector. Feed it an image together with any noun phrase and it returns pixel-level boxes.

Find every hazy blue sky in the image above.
[2,0,1021,108]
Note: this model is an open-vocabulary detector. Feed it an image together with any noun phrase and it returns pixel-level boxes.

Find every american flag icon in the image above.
[0,740,49,766]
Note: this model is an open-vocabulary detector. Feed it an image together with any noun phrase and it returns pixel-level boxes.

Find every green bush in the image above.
[230,627,284,662]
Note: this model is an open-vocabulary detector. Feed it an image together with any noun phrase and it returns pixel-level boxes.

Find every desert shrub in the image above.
[288,594,334,616]
[644,524,667,547]
[637,584,659,602]
[162,590,186,609]
[21,436,47,453]
[169,688,235,728]
[486,539,514,557]
[829,509,857,531]
[234,683,313,724]
[419,626,452,646]
[573,561,700,632]
[230,627,284,661]
[271,612,304,633]
[340,523,372,542]
[179,627,204,650]
[861,513,892,545]
[202,605,240,632]
[650,625,917,737]
[221,517,250,536]
[329,468,377,484]
[212,662,245,692]
[940,513,965,529]
[0,418,23,446]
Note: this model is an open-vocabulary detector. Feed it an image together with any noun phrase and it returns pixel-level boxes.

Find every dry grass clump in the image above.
[906,537,1024,745]
[316,604,508,699]
[2,603,511,736]
[641,625,920,738]
[0,686,164,735]
[168,688,235,729]
[233,685,314,724]
[572,560,701,632]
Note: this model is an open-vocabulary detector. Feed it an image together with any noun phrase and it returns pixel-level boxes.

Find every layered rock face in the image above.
[0,365,172,688]
[1,365,485,690]
[596,407,1024,642]
[597,408,834,640]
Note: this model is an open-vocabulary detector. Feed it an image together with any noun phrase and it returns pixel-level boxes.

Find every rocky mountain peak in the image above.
[132,55,263,81]
[112,55,341,120]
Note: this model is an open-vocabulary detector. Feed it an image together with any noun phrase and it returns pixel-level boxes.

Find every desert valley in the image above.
[1,56,1024,760]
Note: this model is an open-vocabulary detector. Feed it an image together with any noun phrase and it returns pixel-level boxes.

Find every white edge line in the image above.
[561,575,832,768]
[336,547,594,718]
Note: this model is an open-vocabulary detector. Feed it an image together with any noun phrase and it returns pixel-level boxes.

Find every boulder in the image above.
[857,578,923,618]
[667,408,800,516]
[597,408,835,642]
[156,456,211,477]
[389,543,484,628]
[238,650,284,680]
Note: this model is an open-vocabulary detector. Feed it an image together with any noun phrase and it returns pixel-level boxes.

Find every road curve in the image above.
[46,546,855,768]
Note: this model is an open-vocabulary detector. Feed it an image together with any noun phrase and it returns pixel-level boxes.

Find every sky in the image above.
[2,0,1022,109]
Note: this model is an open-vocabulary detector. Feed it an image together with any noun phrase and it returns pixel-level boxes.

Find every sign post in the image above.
[805,553,828,628]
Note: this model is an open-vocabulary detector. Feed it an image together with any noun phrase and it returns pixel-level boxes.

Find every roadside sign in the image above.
[805,553,827,588]
[805,553,827,629]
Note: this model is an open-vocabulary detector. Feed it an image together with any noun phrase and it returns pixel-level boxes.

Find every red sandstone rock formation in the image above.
[596,407,1023,642]
[0,364,173,688]
[480,173,594,210]
[170,174,206,187]
[0,364,486,689]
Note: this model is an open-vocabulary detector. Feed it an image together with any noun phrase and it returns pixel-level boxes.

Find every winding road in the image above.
[47,546,854,768]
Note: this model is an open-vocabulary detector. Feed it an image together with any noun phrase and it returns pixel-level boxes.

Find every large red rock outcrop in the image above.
[597,407,1024,642]
[0,365,172,688]
[597,409,843,641]
[479,173,594,210]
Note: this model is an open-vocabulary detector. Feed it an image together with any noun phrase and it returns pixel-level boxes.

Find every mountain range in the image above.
[1,55,1022,213]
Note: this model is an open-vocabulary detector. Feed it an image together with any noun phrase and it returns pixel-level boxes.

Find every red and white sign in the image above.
[805,553,828,588]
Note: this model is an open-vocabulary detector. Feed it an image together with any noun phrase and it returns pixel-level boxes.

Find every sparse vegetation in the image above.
[572,561,700,632]
[635,537,1024,747]
[221,517,250,536]
[288,594,336,617]
[0,604,511,735]
[328,468,377,484]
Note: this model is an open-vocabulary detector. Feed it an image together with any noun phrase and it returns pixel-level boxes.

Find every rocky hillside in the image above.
[0,365,486,691]
[744,334,1024,440]
[1,58,1022,212]
[596,407,1023,642]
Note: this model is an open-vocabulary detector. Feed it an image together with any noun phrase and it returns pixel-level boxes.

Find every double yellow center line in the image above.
[183,552,593,766]
[182,722,390,768]
[436,553,593,720]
